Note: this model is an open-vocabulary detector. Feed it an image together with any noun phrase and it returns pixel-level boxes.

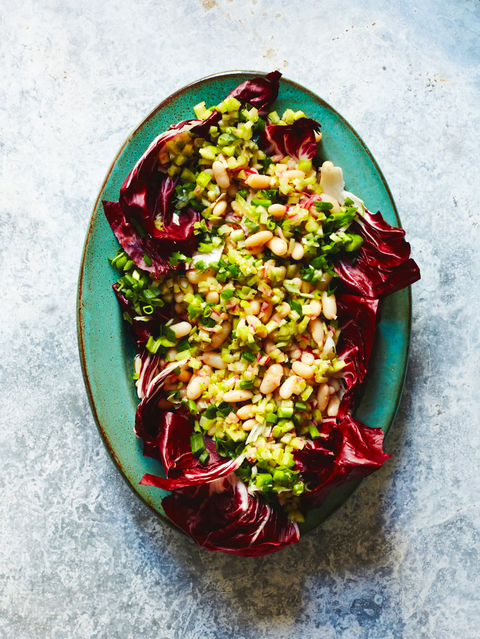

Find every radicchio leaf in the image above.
[228,70,281,116]
[135,375,242,489]
[336,294,380,416]
[260,117,321,160]
[162,474,300,557]
[335,208,420,298]
[295,415,390,510]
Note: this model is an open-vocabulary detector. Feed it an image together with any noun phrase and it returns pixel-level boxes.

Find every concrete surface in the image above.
[1,0,479,637]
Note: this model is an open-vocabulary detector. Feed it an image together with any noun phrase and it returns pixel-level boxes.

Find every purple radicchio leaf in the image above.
[335,294,380,417]
[294,414,390,511]
[260,117,321,160]
[334,208,421,299]
[135,373,242,489]
[162,474,300,557]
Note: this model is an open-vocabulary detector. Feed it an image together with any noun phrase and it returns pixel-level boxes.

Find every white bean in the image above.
[186,267,215,285]
[310,318,325,347]
[170,321,192,339]
[242,419,258,432]
[260,363,284,395]
[279,375,301,400]
[227,184,238,198]
[267,237,288,256]
[177,370,192,383]
[248,299,261,315]
[186,375,209,400]
[317,383,330,412]
[268,203,287,218]
[245,230,273,249]
[301,352,315,366]
[212,160,230,188]
[210,322,232,349]
[304,300,322,318]
[273,302,290,320]
[329,377,341,392]
[258,301,273,323]
[282,170,305,179]
[212,200,227,217]
[223,389,254,402]
[237,404,255,420]
[201,352,226,369]
[291,242,304,260]
[327,394,340,417]
[322,291,337,320]
[206,291,219,304]
[264,339,276,354]
[292,361,314,380]
[245,173,271,189]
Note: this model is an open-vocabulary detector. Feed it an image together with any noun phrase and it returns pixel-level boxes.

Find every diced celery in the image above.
[196,171,212,188]
[268,111,280,124]
[298,159,312,173]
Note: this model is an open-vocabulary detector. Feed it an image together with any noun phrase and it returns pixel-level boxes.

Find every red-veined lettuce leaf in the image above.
[295,415,390,509]
[260,117,321,160]
[335,208,420,298]
[162,474,300,557]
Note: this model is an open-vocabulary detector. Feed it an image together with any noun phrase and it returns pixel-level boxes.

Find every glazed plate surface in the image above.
[77,72,411,536]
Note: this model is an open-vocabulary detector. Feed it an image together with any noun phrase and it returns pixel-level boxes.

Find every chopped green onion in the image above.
[198,450,210,464]
[308,423,321,439]
[190,433,205,456]
[188,399,198,415]
[252,198,271,207]
[143,254,152,266]
[242,351,256,363]
[239,380,254,390]
[294,401,307,412]
[265,412,278,424]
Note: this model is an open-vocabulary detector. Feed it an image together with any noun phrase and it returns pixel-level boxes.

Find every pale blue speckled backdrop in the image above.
[1,1,479,637]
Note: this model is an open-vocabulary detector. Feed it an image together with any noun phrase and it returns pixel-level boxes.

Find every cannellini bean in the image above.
[223,389,254,402]
[327,394,340,417]
[212,200,227,217]
[210,322,232,349]
[245,173,271,189]
[291,242,304,260]
[279,375,302,400]
[206,291,219,304]
[310,318,325,347]
[242,419,258,432]
[237,404,255,420]
[245,230,273,249]
[305,299,322,318]
[291,277,302,288]
[329,377,341,392]
[227,183,238,198]
[321,291,337,320]
[201,352,226,369]
[292,361,314,379]
[274,302,291,320]
[282,169,305,179]
[301,281,312,294]
[289,347,302,360]
[314,131,323,143]
[212,161,230,188]
[260,363,284,395]
[264,339,276,354]
[248,299,261,315]
[170,321,192,339]
[174,303,184,315]
[186,375,210,400]
[258,301,273,323]
[317,383,330,411]
[177,370,192,383]
[207,425,217,436]
[301,352,315,366]
[267,237,288,256]
[186,267,215,284]
[268,203,287,218]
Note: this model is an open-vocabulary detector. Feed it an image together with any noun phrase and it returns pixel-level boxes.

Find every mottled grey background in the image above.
[1,0,479,637]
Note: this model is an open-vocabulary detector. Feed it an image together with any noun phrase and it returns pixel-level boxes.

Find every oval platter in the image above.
[77,72,411,537]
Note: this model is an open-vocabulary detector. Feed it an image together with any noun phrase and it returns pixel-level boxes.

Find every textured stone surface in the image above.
[1,0,479,637]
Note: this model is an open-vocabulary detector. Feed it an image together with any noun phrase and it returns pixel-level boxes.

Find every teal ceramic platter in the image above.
[77,72,411,537]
